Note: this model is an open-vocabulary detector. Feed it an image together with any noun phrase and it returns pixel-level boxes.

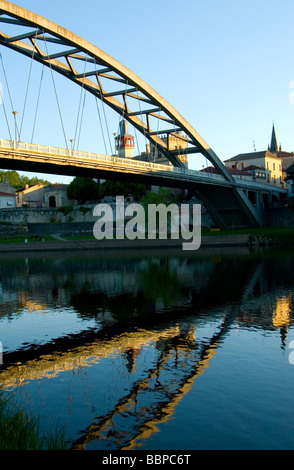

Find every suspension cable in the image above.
[154,108,161,163]
[133,125,141,157]
[31,65,44,143]
[95,96,108,155]
[136,89,150,162]
[0,80,12,141]
[94,59,113,155]
[76,89,86,151]
[73,54,88,151]
[43,31,68,150]
[19,28,38,141]
[0,51,19,140]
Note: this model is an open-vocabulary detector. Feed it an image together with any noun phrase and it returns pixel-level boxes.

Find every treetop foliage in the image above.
[0,170,51,189]
[67,177,147,204]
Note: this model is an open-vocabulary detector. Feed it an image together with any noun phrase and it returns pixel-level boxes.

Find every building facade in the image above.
[223,125,289,188]
[224,150,283,187]
[0,182,16,209]
[16,183,75,208]
[115,120,135,159]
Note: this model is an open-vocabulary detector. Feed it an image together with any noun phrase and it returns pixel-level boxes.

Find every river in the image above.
[1,245,294,450]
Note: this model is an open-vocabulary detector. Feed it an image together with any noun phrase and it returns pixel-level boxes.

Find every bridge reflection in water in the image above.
[0,248,294,450]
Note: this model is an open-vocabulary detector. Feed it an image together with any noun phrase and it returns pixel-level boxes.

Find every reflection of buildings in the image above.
[0,257,215,320]
[272,294,293,348]
[273,294,292,329]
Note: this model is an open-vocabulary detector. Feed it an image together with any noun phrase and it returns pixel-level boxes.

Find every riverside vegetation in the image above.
[0,389,68,450]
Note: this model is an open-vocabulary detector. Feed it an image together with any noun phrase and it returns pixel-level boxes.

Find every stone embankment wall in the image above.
[0,224,27,238]
[28,222,94,237]
[0,207,97,224]
[264,207,294,228]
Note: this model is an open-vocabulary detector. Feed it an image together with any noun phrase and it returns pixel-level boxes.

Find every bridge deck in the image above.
[0,139,286,195]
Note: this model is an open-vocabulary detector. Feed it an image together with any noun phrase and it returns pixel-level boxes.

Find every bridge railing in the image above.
[0,139,286,193]
[0,138,226,181]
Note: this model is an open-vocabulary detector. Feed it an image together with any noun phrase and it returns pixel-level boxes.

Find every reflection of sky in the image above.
[0,307,97,353]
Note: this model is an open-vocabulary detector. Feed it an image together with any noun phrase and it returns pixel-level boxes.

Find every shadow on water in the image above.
[1,246,294,449]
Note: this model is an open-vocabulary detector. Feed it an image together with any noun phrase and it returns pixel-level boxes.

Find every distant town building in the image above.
[16,183,75,208]
[115,120,135,159]
[44,184,76,208]
[0,181,16,208]
[224,125,287,188]
[16,183,46,207]
[224,150,283,187]
[284,162,294,196]
[115,119,189,169]
[133,131,189,168]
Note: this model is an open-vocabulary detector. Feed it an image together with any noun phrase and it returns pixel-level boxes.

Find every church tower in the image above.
[268,123,280,153]
[115,120,135,159]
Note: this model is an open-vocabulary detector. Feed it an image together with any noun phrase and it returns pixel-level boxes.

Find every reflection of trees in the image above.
[70,290,155,322]
[2,251,294,363]
[139,260,181,308]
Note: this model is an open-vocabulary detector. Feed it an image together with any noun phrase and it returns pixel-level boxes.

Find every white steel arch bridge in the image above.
[0,1,286,228]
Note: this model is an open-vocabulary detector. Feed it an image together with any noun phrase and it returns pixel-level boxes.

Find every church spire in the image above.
[269,123,279,153]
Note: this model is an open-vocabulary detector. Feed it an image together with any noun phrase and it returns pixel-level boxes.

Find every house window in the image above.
[273,163,275,170]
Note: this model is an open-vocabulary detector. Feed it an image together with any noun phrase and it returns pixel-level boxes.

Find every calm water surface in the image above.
[1,246,294,450]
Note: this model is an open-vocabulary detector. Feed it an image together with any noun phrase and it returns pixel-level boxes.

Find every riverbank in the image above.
[0,389,68,450]
[0,227,293,253]
[0,234,250,253]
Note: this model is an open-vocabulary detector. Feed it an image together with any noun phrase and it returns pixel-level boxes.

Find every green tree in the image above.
[67,177,100,204]
[141,187,176,208]
[78,205,91,220]
[99,180,146,200]
[57,205,74,222]
[0,170,51,189]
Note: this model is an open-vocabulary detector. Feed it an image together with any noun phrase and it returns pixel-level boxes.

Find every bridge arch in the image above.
[0,1,233,177]
[0,1,264,228]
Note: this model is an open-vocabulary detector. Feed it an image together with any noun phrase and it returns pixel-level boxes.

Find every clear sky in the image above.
[0,0,293,183]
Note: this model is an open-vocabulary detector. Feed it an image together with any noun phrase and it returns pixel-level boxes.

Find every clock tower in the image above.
[115,120,135,159]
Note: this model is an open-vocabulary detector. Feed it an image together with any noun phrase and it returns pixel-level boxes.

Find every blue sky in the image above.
[0,0,293,182]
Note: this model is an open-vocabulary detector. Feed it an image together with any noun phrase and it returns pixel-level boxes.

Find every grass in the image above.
[0,389,68,450]
[1,227,294,244]
[202,226,294,240]
[0,235,56,244]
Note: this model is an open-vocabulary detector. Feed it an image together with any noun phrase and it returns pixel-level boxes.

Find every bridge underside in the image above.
[195,185,261,230]
[0,154,261,230]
